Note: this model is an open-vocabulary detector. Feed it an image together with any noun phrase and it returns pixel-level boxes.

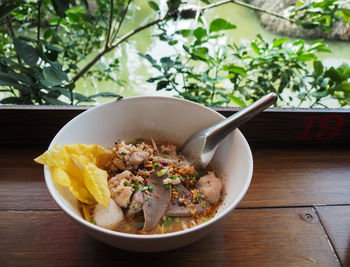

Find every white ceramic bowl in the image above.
[44,96,253,252]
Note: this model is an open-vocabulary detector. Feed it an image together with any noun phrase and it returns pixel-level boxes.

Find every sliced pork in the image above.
[166,183,207,217]
[142,171,171,232]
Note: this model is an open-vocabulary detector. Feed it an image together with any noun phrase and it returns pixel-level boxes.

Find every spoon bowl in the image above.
[182,93,277,169]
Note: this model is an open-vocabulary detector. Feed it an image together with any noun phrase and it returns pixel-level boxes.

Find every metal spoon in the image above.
[181,93,278,169]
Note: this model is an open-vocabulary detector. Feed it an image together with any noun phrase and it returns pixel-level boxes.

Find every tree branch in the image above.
[105,0,114,48]
[201,0,294,23]
[6,16,22,64]
[37,0,43,43]
[71,16,164,84]
[110,17,164,49]
[71,0,296,84]
[110,0,132,44]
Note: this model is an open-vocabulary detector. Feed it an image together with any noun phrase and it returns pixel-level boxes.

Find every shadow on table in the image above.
[78,231,230,266]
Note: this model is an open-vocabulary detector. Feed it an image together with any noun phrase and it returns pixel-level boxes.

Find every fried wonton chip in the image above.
[34,144,112,206]
[34,145,70,170]
[64,144,113,169]
[81,162,110,207]
[52,167,94,204]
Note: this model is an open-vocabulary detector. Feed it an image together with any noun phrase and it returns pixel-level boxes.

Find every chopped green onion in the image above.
[164,155,169,159]
[123,181,128,186]
[203,218,208,222]
[133,181,140,190]
[173,217,180,222]
[141,185,154,192]
[157,168,168,177]
[90,219,96,225]
[169,175,177,180]
[201,203,206,208]
[163,220,172,227]
[165,184,171,189]
[134,222,144,230]
[153,162,159,169]
[144,195,152,202]
[194,173,200,180]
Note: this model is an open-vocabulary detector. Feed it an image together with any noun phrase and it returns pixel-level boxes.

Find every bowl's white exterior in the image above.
[44,96,253,252]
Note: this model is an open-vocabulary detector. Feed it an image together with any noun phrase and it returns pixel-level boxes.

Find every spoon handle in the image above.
[206,93,277,143]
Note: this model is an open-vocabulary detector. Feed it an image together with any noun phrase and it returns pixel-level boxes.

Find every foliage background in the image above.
[0,0,349,107]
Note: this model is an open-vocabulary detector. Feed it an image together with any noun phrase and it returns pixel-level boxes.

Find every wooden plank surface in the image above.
[1,105,350,146]
[2,146,350,211]
[316,206,350,266]
[0,208,340,267]
[1,145,348,265]
[0,146,58,210]
[240,146,350,208]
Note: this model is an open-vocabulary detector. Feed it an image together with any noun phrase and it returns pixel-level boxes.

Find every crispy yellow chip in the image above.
[51,164,94,204]
[34,145,70,169]
[81,162,110,207]
[34,144,111,206]
[52,167,70,186]
[64,144,99,165]
[64,144,113,168]
[67,174,95,204]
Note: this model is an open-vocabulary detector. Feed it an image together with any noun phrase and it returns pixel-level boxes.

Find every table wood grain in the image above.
[1,146,349,266]
[0,208,340,266]
[316,206,350,266]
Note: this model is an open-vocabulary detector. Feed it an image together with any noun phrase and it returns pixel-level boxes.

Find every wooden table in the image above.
[1,106,350,266]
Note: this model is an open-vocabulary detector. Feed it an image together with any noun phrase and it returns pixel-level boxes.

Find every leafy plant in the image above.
[287,0,350,33]
[0,0,349,106]
[141,18,350,108]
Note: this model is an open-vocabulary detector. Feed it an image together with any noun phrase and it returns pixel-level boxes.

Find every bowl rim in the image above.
[44,96,253,239]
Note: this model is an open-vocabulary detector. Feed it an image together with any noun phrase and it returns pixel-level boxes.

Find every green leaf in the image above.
[156,80,169,90]
[272,38,289,48]
[338,8,350,23]
[176,29,191,37]
[331,81,350,92]
[160,57,174,68]
[193,27,207,40]
[0,0,24,21]
[325,67,342,82]
[49,87,71,98]
[209,18,236,33]
[251,42,260,54]
[147,75,164,83]
[0,70,32,87]
[227,94,245,107]
[73,92,94,103]
[313,60,324,76]
[43,29,54,40]
[42,62,68,87]
[43,95,69,105]
[13,37,39,67]
[297,53,317,61]
[51,0,70,18]
[0,97,25,104]
[223,65,247,76]
[148,1,159,11]
[138,53,157,65]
